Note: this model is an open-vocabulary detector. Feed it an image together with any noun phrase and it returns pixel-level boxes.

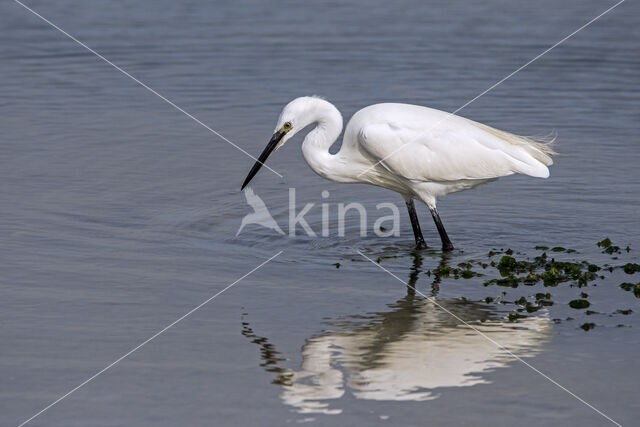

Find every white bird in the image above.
[241,96,554,250]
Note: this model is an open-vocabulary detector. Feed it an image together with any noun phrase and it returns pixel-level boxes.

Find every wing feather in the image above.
[358,118,551,182]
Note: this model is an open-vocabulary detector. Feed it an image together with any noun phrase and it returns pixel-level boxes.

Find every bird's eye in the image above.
[283,122,292,131]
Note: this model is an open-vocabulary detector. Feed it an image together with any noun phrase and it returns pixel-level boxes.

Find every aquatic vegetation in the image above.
[597,238,612,248]
[363,238,635,330]
[569,299,590,309]
[460,239,634,327]
[623,263,640,274]
[429,263,482,280]
[597,237,621,254]
[481,252,598,290]
[581,322,596,331]
[619,282,640,298]
[508,311,527,322]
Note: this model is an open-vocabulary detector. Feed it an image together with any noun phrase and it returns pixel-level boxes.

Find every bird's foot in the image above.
[415,240,428,250]
[441,242,454,252]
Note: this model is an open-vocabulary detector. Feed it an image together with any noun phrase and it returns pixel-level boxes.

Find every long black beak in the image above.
[241,129,285,190]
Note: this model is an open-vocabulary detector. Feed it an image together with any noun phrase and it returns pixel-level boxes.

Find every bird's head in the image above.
[241,96,331,190]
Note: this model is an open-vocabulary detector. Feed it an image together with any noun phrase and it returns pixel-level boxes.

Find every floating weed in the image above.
[619,282,640,298]
[433,264,451,277]
[598,237,621,254]
[569,299,590,309]
[460,270,476,279]
[619,282,635,291]
[370,239,637,329]
[508,312,527,322]
[525,303,542,313]
[523,273,541,285]
[497,255,518,273]
[604,246,621,254]
[597,238,612,248]
[432,263,482,280]
[581,322,596,331]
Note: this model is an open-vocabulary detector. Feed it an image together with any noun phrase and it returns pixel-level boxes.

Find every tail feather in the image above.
[470,120,556,166]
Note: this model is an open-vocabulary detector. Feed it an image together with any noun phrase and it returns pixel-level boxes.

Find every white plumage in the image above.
[242,96,555,250]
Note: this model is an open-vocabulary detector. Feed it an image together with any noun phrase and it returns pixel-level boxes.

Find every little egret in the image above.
[241,96,554,250]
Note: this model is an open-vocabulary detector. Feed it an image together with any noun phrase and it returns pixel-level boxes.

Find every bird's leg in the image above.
[405,199,427,250]
[428,206,454,252]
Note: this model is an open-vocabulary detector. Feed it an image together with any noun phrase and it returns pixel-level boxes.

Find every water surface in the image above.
[1,0,639,426]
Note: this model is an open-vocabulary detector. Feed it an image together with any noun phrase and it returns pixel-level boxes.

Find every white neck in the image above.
[299,100,350,182]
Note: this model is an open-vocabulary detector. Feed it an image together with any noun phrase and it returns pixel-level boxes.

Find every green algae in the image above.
[588,264,600,272]
[460,270,475,279]
[619,282,635,291]
[597,238,612,248]
[619,282,640,298]
[569,299,590,309]
[580,322,596,331]
[597,237,622,254]
[367,238,637,330]
[508,312,527,322]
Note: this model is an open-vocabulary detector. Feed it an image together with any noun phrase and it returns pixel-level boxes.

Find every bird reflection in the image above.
[242,253,551,415]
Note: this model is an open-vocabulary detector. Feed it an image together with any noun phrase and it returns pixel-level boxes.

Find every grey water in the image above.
[1,0,639,426]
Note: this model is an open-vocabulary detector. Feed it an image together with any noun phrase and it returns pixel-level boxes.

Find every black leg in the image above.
[429,206,454,252]
[405,199,427,249]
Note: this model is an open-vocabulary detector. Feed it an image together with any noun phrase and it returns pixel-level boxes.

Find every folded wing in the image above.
[358,115,553,182]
